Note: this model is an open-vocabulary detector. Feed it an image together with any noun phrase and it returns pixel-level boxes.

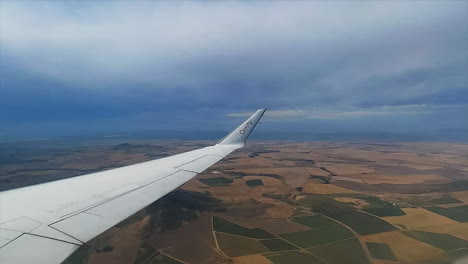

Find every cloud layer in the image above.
[0,1,467,138]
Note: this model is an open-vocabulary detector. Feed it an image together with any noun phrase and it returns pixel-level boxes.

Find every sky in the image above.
[1,1,467,141]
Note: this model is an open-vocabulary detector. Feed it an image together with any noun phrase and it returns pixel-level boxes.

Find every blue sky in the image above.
[0,1,467,141]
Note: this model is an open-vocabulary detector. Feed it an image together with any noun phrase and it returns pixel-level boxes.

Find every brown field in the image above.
[221,202,276,219]
[399,164,444,170]
[146,213,219,264]
[87,216,149,264]
[216,232,269,257]
[303,182,357,194]
[382,208,458,229]
[361,231,449,264]
[304,167,330,176]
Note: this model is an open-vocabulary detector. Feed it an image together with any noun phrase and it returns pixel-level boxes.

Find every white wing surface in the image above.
[0,109,266,264]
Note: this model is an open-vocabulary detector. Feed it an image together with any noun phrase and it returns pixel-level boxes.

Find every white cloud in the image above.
[228,104,468,120]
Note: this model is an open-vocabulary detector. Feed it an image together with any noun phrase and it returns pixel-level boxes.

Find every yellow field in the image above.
[383,208,458,229]
[361,231,449,264]
[417,223,468,240]
[216,232,269,257]
[451,191,468,203]
[233,254,273,264]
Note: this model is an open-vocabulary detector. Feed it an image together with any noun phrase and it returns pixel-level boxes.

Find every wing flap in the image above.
[51,170,197,242]
[0,234,78,264]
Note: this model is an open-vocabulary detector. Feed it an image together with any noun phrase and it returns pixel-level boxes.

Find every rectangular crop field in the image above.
[401,230,468,252]
[264,251,324,264]
[363,207,405,217]
[307,238,370,264]
[198,177,233,187]
[337,194,405,217]
[216,232,269,257]
[451,205,468,213]
[424,206,468,222]
[259,239,298,251]
[292,215,337,229]
[365,242,397,261]
[327,211,397,235]
[279,224,354,248]
[213,216,275,239]
[246,179,264,187]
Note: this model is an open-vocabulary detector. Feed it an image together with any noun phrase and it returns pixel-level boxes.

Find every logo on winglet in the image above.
[240,120,253,134]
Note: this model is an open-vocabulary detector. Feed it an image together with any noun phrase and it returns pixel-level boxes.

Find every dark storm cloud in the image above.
[0,1,467,138]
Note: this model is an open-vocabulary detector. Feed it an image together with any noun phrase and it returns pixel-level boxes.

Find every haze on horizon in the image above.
[0,1,467,141]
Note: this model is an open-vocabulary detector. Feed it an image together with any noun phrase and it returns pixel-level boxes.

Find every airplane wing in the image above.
[0,109,266,264]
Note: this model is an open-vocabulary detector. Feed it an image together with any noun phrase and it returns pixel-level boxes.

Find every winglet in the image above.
[217,109,266,148]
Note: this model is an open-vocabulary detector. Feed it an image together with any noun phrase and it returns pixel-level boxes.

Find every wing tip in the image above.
[217,108,266,147]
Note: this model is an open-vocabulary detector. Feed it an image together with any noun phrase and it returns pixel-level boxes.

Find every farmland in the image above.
[327,211,398,235]
[6,140,468,264]
[307,238,370,264]
[279,224,354,248]
[365,242,398,261]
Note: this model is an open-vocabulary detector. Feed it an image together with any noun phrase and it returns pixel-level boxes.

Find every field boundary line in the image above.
[320,214,374,263]
[211,217,221,250]
[159,251,189,264]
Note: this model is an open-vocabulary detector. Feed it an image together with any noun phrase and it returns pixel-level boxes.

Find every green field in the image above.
[216,232,269,257]
[307,238,370,264]
[401,230,468,252]
[334,194,405,217]
[279,224,354,248]
[296,195,354,214]
[451,205,468,213]
[292,215,337,229]
[431,197,464,205]
[327,211,397,235]
[245,179,264,187]
[447,248,468,261]
[259,238,298,251]
[363,207,405,217]
[198,177,233,187]
[424,206,468,222]
[213,216,275,239]
[265,251,324,264]
[365,242,398,261]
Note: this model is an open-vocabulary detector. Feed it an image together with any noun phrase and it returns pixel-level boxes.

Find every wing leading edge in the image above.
[0,109,266,264]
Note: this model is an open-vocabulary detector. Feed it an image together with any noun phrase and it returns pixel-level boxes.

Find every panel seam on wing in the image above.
[48,169,188,224]
[24,232,83,246]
